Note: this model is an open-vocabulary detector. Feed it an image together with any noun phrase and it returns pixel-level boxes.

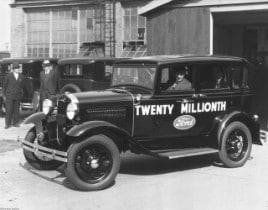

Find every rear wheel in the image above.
[66,135,120,191]
[23,128,62,170]
[218,121,252,168]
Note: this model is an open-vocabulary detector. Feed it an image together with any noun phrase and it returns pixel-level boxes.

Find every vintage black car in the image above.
[19,55,261,191]
[58,57,115,93]
[0,58,58,112]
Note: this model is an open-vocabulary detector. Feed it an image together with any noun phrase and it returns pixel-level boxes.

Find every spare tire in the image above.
[60,84,81,94]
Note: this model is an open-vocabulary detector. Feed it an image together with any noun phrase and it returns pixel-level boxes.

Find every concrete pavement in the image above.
[1,117,268,210]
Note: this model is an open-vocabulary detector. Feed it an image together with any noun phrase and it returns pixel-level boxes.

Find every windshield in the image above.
[112,65,156,89]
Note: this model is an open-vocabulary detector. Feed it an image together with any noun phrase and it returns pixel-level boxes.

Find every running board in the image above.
[153,148,219,159]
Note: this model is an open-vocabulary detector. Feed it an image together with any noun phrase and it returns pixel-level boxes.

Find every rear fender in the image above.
[211,110,260,146]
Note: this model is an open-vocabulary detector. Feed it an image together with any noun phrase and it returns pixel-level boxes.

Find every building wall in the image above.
[147,7,211,55]
[10,6,26,57]
[10,0,149,58]
[114,2,123,58]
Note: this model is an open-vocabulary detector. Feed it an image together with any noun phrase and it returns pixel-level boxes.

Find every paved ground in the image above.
[1,116,268,210]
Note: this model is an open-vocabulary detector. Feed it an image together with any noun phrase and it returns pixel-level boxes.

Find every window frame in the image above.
[196,61,232,94]
[155,63,196,96]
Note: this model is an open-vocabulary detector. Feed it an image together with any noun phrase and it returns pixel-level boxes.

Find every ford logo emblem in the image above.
[173,115,196,130]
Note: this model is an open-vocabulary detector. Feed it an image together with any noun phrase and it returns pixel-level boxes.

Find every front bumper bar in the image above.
[17,137,67,163]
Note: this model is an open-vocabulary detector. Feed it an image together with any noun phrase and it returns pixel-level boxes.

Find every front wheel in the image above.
[23,128,62,170]
[218,121,252,168]
[66,135,121,191]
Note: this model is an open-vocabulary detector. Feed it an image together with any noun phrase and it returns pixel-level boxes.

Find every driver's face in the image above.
[176,73,185,82]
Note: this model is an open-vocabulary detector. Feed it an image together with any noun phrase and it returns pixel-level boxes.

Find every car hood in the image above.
[66,89,134,105]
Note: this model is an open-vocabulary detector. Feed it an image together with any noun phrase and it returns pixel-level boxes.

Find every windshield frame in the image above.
[111,64,157,90]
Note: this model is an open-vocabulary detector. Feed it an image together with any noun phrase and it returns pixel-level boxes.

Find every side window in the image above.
[63,64,83,76]
[159,64,193,93]
[232,63,245,89]
[199,63,230,91]
[92,62,105,81]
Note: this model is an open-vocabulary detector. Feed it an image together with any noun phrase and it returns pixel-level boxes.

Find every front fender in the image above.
[66,120,130,137]
[66,120,160,156]
[23,112,46,134]
[212,110,260,146]
[23,112,46,125]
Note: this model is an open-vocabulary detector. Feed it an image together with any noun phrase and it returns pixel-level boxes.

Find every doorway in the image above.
[213,11,268,129]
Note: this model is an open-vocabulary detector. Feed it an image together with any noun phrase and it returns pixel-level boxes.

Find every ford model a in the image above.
[58,57,115,94]
[19,55,261,191]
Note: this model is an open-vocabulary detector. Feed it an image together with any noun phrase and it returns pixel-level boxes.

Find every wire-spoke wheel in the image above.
[66,135,120,191]
[218,121,252,168]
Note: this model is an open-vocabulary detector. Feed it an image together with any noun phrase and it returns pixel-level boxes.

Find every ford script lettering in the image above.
[173,115,196,130]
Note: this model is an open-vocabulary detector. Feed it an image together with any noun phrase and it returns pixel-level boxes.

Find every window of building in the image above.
[26,9,50,57]
[122,7,147,57]
[80,7,104,44]
[52,8,78,58]
[123,8,146,42]
[26,6,105,58]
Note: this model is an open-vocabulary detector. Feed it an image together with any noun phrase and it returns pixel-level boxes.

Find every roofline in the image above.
[138,0,173,16]
[138,0,268,16]
[0,57,58,64]
[114,54,248,65]
[58,57,119,65]
[10,0,104,8]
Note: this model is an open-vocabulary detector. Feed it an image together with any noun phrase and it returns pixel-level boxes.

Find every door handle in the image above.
[199,94,207,98]
[176,99,190,103]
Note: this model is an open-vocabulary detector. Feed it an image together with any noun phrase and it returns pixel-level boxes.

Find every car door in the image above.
[192,61,233,135]
[154,61,232,138]
[154,63,201,138]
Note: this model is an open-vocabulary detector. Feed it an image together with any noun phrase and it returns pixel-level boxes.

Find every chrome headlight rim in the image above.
[66,102,79,120]
[42,99,53,115]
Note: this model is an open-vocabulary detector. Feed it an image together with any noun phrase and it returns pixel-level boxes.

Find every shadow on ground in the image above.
[18,153,219,191]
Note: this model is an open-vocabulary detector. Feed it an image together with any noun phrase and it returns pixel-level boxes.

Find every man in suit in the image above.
[39,60,59,110]
[3,62,24,129]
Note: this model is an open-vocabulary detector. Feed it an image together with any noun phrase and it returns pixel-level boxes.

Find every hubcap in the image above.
[226,130,248,161]
[75,144,112,184]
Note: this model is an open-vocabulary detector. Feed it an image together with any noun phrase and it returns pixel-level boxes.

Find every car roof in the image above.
[114,54,248,66]
[58,57,123,65]
[0,57,58,64]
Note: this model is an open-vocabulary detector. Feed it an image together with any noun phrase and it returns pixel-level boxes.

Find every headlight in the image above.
[66,103,78,120]
[42,99,53,115]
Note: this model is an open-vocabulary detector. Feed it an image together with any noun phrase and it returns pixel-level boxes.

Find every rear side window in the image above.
[198,63,230,91]
[62,64,83,76]
[232,62,247,89]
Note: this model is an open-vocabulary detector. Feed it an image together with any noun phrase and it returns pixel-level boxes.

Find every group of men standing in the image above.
[2,60,59,129]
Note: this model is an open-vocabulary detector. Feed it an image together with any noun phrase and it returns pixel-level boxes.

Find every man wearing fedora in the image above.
[3,62,24,129]
[39,60,59,110]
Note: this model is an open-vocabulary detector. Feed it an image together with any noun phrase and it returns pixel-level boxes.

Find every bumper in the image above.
[17,137,67,163]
